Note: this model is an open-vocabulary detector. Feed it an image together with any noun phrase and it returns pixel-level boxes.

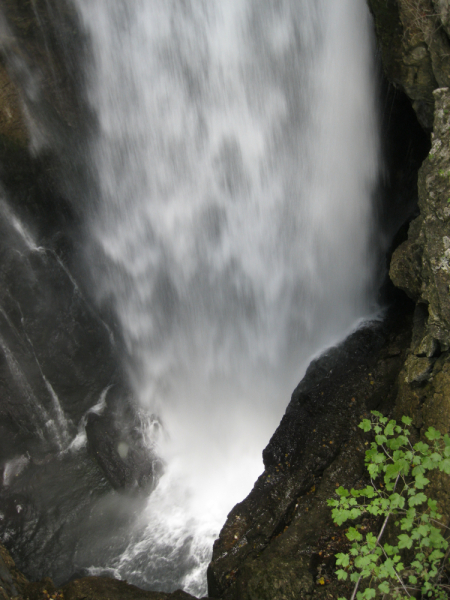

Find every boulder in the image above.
[208,298,413,600]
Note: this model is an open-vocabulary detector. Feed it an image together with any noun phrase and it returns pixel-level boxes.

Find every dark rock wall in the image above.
[368,0,450,130]
[0,2,157,586]
[0,0,89,149]
[208,301,414,600]
[369,0,450,514]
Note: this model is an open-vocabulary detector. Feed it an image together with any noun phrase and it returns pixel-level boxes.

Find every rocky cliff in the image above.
[0,1,159,588]
[369,0,450,520]
[0,1,449,600]
[207,2,450,599]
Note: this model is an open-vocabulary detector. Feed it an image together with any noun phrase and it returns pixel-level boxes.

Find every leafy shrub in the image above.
[328,411,450,600]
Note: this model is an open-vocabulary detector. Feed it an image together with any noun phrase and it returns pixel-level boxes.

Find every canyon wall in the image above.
[0,1,449,600]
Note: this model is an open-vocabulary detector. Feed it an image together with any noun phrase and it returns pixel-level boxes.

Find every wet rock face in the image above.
[0,205,155,488]
[0,62,28,147]
[85,398,163,492]
[0,0,94,241]
[0,543,28,599]
[208,298,413,600]
[0,0,160,586]
[368,0,450,130]
[0,544,204,600]
[391,88,450,345]
[0,204,158,584]
[0,0,89,149]
[0,213,117,458]
[369,0,450,545]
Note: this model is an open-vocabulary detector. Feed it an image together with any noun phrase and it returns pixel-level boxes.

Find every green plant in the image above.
[327,412,450,600]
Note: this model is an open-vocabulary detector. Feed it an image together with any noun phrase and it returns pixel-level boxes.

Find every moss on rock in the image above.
[367,0,450,129]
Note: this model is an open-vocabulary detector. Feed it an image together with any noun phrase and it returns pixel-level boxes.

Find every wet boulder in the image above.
[208,297,413,600]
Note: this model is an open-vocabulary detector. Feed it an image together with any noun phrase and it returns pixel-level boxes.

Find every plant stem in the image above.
[350,511,391,600]
[349,474,400,600]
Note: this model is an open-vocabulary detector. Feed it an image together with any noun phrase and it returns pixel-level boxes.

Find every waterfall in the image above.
[68,0,380,595]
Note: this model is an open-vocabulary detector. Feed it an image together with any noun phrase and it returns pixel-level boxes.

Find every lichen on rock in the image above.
[368,0,450,129]
[391,88,450,348]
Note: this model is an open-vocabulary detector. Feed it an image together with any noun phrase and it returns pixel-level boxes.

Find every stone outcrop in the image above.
[0,202,158,583]
[368,0,450,130]
[391,88,450,343]
[0,543,205,600]
[208,300,413,600]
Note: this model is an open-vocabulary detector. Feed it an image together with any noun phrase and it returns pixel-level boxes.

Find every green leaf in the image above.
[415,523,430,538]
[378,581,390,594]
[425,427,441,441]
[415,474,430,489]
[384,421,395,436]
[375,434,387,445]
[430,452,442,463]
[349,508,363,519]
[409,492,427,507]
[367,464,379,478]
[354,555,372,569]
[389,493,405,509]
[329,413,450,600]
[385,463,400,481]
[359,419,372,432]
[398,534,413,549]
[401,517,414,531]
[361,486,376,498]
[412,464,426,476]
[429,549,445,561]
[411,560,423,572]
[427,498,438,511]
[429,527,447,548]
[414,441,430,454]
[336,553,350,567]
[346,528,362,542]
[439,458,450,474]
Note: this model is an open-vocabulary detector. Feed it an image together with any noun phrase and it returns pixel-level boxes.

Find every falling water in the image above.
[71,0,380,595]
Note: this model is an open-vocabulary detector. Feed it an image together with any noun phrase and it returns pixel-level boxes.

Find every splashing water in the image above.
[71,0,380,594]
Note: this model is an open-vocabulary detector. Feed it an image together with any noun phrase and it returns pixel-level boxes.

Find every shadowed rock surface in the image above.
[0,544,209,600]
[208,297,413,600]
[368,0,450,130]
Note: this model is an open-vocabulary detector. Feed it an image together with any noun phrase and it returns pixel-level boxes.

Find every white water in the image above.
[72,0,380,594]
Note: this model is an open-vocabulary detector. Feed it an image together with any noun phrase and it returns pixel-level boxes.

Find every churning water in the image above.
[71,0,380,595]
